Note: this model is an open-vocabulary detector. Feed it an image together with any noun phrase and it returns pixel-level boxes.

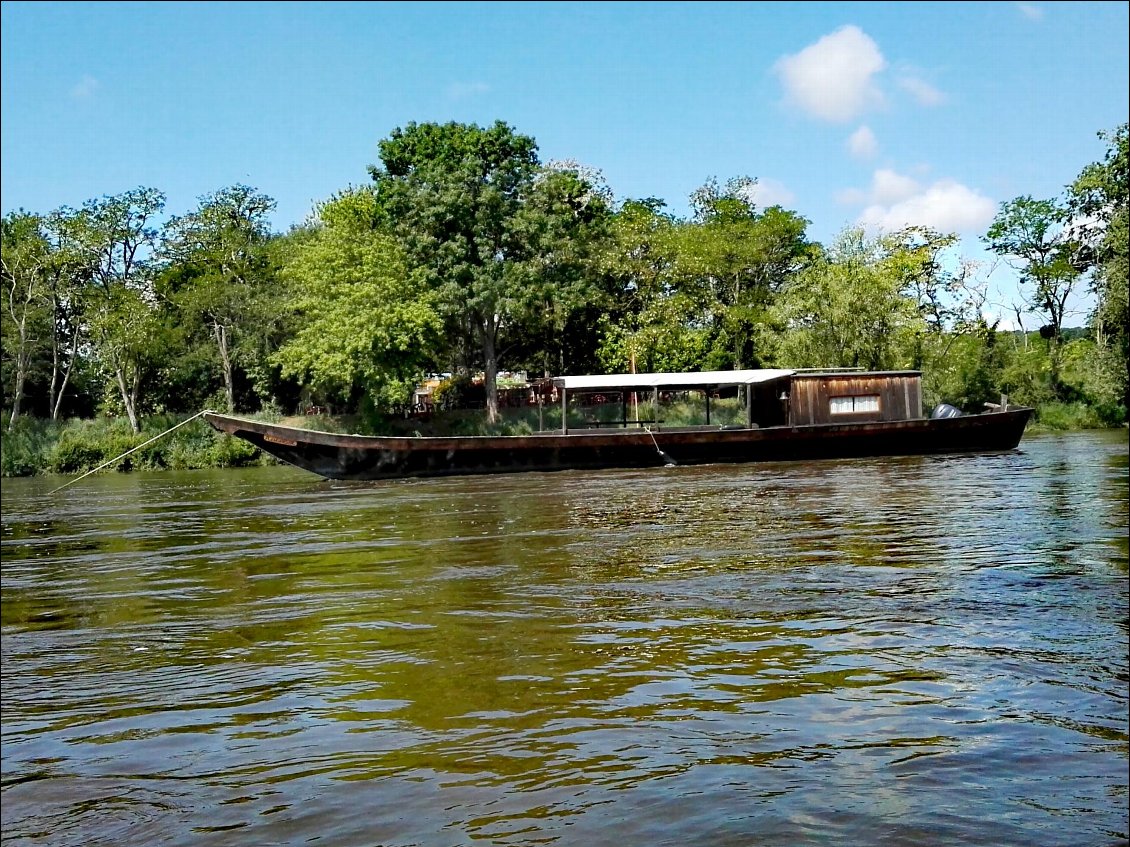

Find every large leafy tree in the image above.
[41,211,90,420]
[161,185,277,412]
[369,121,609,423]
[676,177,811,369]
[1069,123,1128,412]
[272,188,441,410]
[1,211,53,429]
[496,160,614,379]
[766,228,923,370]
[595,198,708,373]
[984,195,1088,398]
[54,188,168,432]
[876,226,1003,408]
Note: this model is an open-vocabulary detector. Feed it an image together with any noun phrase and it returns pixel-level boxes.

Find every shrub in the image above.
[208,432,264,468]
[1033,402,1108,431]
[1,418,57,477]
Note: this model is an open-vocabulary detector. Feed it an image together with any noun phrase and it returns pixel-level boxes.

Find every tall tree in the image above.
[54,188,167,432]
[674,176,811,369]
[511,160,613,377]
[1,212,52,429]
[1069,123,1128,412]
[369,121,606,422]
[42,212,89,420]
[161,185,277,412]
[984,196,1087,398]
[766,228,923,370]
[595,198,705,373]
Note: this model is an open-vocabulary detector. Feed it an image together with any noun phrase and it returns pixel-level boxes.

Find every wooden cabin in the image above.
[785,371,923,426]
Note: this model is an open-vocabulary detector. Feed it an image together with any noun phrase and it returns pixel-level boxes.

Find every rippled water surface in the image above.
[2,431,1127,847]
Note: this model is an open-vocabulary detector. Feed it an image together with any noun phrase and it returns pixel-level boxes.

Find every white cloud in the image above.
[847,125,879,159]
[846,169,997,234]
[897,75,945,107]
[70,75,99,99]
[447,81,489,99]
[773,25,886,123]
[746,178,796,208]
[982,310,1017,332]
[871,168,921,204]
[1016,3,1044,21]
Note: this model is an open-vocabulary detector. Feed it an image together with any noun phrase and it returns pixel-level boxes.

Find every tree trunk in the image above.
[49,317,61,421]
[214,321,235,412]
[51,330,79,420]
[113,358,141,433]
[8,352,26,432]
[481,323,499,425]
[6,287,31,432]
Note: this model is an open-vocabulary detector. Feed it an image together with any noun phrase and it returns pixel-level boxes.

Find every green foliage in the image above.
[47,417,142,473]
[1032,402,1111,431]
[53,187,169,431]
[765,228,923,370]
[2,212,54,427]
[1070,123,1128,411]
[596,182,811,374]
[678,177,812,368]
[2,119,1126,445]
[919,327,1008,412]
[984,195,1088,399]
[0,413,271,477]
[0,416,55,476]
[272,188,441,409]
[369,121,611,422]
[160,184,279,413]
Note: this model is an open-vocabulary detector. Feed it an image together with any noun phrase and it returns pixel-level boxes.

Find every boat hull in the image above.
[203,409,1033,481]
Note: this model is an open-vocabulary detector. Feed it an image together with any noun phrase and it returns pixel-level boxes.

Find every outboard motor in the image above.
[930,403,963,419]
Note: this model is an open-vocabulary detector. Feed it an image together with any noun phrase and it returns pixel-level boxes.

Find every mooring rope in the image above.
[643,425,677,467]
[48,409,214,495]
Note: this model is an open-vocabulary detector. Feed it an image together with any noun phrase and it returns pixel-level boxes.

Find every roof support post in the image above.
[561,387,568,434]
[705,390,711,425]
[745,384,753,428]
[653,387,659,427]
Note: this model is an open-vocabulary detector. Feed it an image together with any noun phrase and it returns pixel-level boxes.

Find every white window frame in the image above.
[829,394,880,415]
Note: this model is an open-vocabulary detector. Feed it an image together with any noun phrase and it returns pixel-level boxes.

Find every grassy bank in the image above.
[0,414,273,478]
[2,399,1124,478]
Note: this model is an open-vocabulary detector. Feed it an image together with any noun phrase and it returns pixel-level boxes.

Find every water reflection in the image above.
[1,431,1127,847]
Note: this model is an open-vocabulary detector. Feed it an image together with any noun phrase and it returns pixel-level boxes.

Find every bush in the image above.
[208,432,265,467]
[1033,402,1109,431]
[1,417,57,477]
[47,418,140,474]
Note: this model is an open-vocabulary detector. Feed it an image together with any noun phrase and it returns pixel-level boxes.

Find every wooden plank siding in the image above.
[787,372,923,426]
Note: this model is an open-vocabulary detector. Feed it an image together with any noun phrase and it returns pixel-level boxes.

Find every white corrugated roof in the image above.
[554,369,795,391]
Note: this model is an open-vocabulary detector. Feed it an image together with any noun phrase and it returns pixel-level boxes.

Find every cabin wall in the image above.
[787,373,922,426]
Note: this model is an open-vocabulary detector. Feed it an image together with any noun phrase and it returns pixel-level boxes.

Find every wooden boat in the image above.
[203,369,1032,481]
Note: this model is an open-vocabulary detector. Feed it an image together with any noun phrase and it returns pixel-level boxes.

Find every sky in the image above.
[2,0,1128,326]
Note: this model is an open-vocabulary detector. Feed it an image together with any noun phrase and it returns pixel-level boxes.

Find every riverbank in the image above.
[1,400,1124,478]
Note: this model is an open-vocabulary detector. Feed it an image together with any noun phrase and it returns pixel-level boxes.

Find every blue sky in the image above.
[2,0,1127,324]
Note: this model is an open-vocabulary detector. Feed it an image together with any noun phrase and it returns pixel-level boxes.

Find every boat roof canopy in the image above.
[554,369,796,391]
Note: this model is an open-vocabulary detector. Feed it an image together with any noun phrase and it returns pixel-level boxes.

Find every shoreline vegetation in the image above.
[4,122,1127,466]
[1,399,1124,479]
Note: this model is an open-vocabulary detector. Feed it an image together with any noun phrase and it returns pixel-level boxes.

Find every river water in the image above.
[1,430,1127,847]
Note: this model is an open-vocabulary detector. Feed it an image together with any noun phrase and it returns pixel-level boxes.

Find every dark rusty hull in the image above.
[203,408,1033,482]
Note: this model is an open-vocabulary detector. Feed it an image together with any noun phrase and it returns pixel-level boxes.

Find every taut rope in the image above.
[643,425,677,467]
[48,409,214,495]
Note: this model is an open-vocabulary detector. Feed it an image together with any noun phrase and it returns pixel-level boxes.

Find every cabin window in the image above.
[829,394,880,414]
